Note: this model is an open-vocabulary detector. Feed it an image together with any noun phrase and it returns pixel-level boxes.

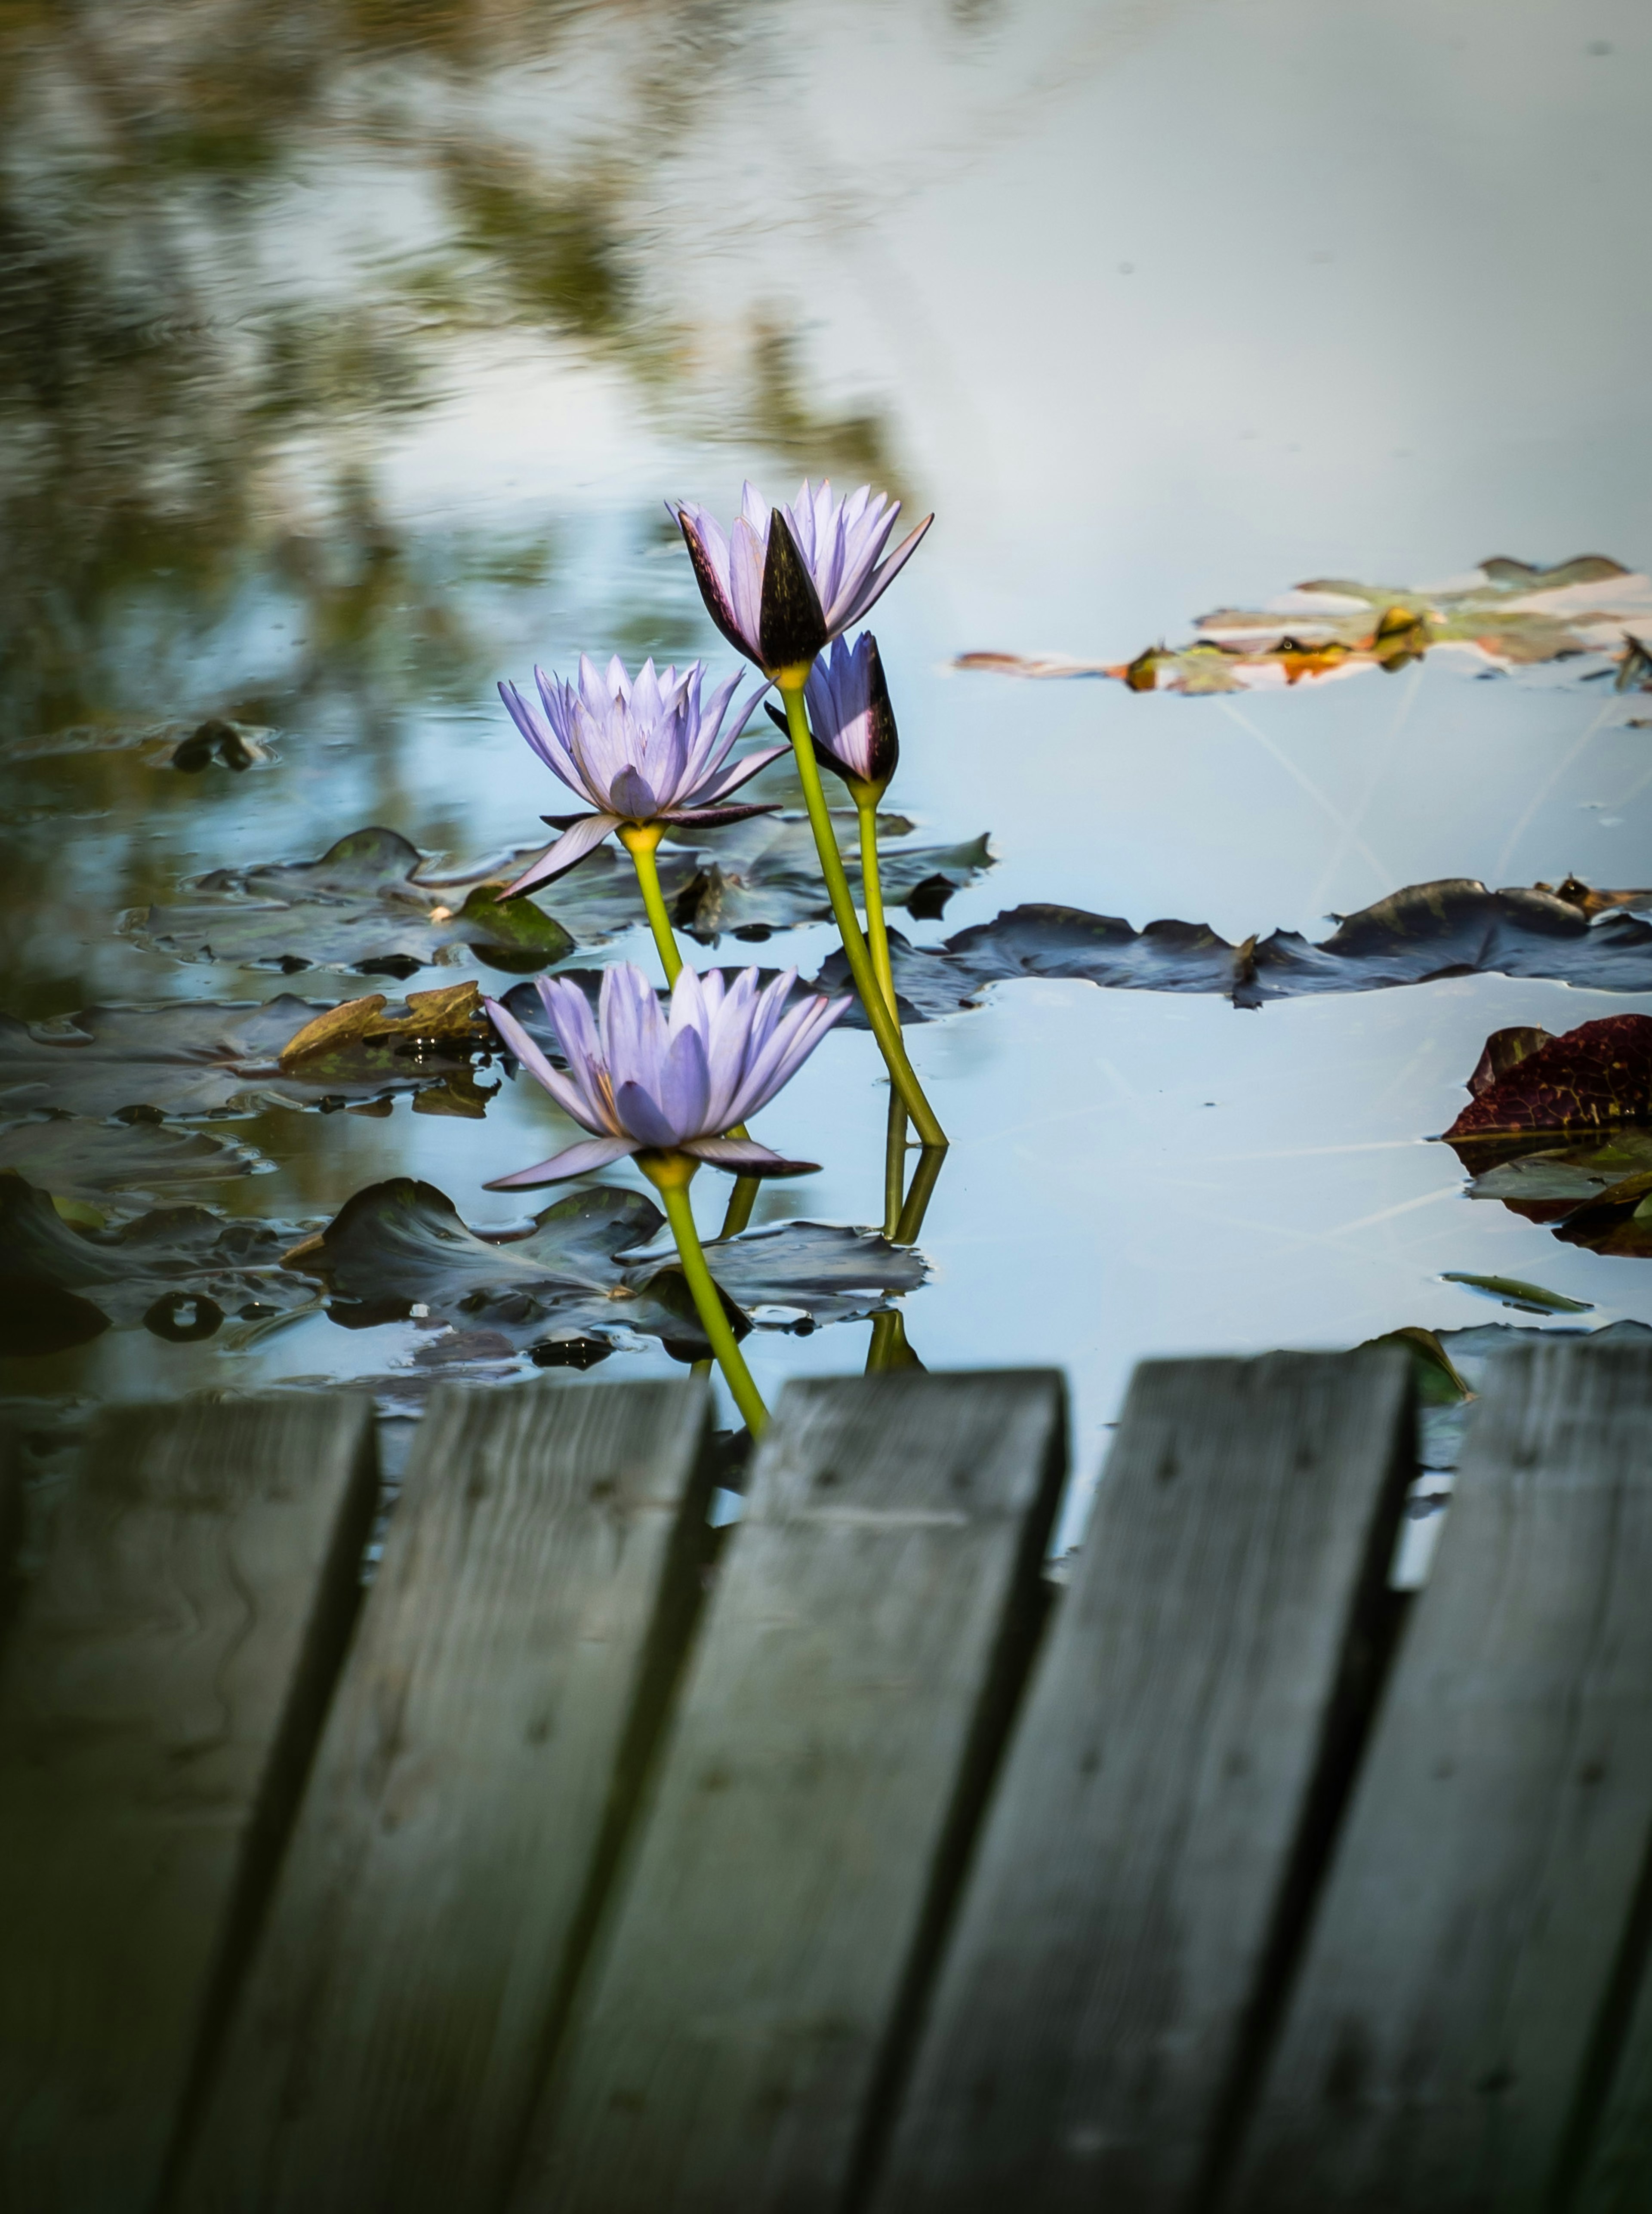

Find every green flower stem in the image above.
[618,822,682,985]
[620,822,761,1235]
[777,677,946,1151]
[645,1156,767,1437]
[718,1174,761,1240]
[866,1307,922,1373]
[882,1088,907,1241]
[856,795,899,1021]
[894,1142,946,1247]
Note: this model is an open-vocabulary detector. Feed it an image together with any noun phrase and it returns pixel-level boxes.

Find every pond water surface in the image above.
[4,0,1651,1535]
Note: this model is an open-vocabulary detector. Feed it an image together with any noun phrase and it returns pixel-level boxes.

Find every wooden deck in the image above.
[1,1341,1649,2212]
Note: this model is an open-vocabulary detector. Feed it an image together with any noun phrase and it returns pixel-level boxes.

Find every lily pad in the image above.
[657,815,992,942]
[819,881,1652,1023]
[287,1177,926,1355]
[958,555,1652,695]
[1449,1020,1652,1263]
[125,826,575,979]
[0,992,498,1122]
[131,816,995,978]
[0,717,277,767]
[1443,1013,1652,1161]
[0,1116,268,1207]
[1462,1130,1652,1221]
[0,1175,317,1350]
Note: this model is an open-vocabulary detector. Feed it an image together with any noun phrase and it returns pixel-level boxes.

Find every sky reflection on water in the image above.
[3,0,1650,1523]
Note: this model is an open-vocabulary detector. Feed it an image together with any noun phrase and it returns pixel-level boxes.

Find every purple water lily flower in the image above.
[495,653,790,899]
[670,480,932,675]
[766,631,899,799]
[483,961,849,1188]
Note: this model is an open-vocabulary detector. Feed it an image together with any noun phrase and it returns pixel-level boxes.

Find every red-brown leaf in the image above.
[1446,1013,1652,1143]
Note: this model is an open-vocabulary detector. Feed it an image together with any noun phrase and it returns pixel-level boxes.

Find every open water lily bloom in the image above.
[671,480,933,674]
[483,962,849,1188]
[496,653,789,899]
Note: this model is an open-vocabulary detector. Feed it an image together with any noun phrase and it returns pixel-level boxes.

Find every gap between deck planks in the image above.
[1222,1337,1652,2214]
[0,1395,378,2214]
[506,1367,1068,2214]
[170,1375,721,2214]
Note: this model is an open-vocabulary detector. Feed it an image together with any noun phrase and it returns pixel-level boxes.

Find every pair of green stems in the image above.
[616,675,947,1436]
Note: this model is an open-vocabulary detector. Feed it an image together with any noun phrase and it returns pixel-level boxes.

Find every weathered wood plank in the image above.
[509,1368,1067,2214]
[0,1394,377,2214]
[1225,1338,1652,2214]
[869,1349,1415,2214]
[0,1424,21,1648]
[173,1375,718,2214]
[1574,1874,1652,2214]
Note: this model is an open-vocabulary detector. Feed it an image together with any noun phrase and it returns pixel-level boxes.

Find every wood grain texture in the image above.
[509,1368,1067,2214]
[1225,1338,1652,2214]
[0,1394,377,2214]
[0,1425,20,1650]
[868,1350,1415,2214]
[172,1375,717,2214]
[1574,1878,1652,2214]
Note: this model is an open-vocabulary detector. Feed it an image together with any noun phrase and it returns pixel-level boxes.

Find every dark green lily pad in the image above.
[819,879,1652,1022]
[0,994,497,1122]
[125,826,575,979]
[658,815,992,942]
[289,1177,926,1355]
[135,816,995,978]
[0,1115,268,1206]
[0,1175,316,1349]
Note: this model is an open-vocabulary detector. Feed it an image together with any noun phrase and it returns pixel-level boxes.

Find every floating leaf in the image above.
[0,993,497,1122]
[0,717,277,767]
[132,816,995,978]
[1356,1324,1474,1403]
[1443,1014,1652,1161]
[1451,1020,1652,1263]
[0,1276,112,1359]
[817,881,1652,1024]
[1550,1174,1652,1260]
[0,1116,267,1207]
[277,981,488,1065]
[958,556,1652,694]
[1439,1271,1593,1316]
[0,1175,316,1346]
[125,826,575,979]
[288,1177,925,1355]
[1463,1130,1652,1221]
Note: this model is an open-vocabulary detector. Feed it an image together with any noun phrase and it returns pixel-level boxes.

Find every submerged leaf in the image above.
[289,1177,926,1355]
[0,1117,266,1206]
[0,993,498,1121]
[817,882,1652,1023]
[0,1175,316,1339]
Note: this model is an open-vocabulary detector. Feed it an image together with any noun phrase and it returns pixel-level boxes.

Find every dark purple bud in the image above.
[758,509,829,672]
[861,634,900,788]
